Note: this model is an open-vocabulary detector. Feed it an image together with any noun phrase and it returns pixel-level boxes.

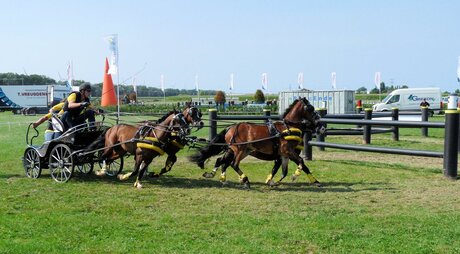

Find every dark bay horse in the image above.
[90,106,202,188]
[190,98,322,188]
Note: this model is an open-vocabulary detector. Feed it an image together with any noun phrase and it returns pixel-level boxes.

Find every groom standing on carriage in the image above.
[61,82,101,131]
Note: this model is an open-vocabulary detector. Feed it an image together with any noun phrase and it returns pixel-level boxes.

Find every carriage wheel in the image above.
[98,156,124,177]
[49,144,74,183]
[74,162,94,175]
[23,148,42,178]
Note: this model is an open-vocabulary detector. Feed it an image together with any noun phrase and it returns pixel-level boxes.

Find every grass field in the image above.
[1,111,459,253]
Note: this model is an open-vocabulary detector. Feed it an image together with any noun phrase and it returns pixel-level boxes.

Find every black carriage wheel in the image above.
[98,154,124,177]
[49,144,74,183]
[74,162,94,175]
[23,148,42,179]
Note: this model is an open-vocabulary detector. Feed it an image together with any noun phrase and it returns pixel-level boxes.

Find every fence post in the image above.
[444,110,459,180]
[363,108,372,144]
[304,131,312,161]
[263,109,271,123]
[392,108,399,141]
[317,108,327,151]
[421,106,429,137]
[208,108,217,141]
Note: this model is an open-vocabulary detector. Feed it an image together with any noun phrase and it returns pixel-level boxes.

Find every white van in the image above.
[372,88,441,112]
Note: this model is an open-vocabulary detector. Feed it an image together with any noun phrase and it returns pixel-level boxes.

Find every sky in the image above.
[1,0,460,94]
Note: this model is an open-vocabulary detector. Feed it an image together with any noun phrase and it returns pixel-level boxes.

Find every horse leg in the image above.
[134,156,154,189]
[203,150,234,178]
[119,152,142,181]
[265,157,282,186]
[149,153,177,178]
[231,150,250,189]
[290,153,321,187]
[275,157,290,185]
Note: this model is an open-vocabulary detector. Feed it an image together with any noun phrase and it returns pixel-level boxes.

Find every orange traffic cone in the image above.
[101,57,118,106]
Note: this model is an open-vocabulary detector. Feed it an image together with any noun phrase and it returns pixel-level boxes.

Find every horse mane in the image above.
[283,99,300,118]
[155,110,179,124]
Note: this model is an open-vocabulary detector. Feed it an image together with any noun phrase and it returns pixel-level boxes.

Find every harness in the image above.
[135,113,189,155]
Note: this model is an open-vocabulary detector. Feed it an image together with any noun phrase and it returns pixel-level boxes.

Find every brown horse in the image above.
[89,106,202,188]
[190,98,322,188]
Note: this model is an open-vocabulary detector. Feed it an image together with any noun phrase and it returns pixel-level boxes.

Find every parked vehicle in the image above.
[372,88,442,113]
[0,84,71,114]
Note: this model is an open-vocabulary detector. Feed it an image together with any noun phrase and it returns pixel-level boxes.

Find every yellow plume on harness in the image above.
[282,128,303,142]
[137,137,165,155]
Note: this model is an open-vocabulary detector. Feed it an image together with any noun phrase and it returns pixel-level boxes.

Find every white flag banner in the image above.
[160,74,164,92]
[66,60,73,88]
[374,72,381,89]
[261,73,268,90]
[106,34,118,75]
[230,73,234,90]
[195,75,199,92]
[298,72,304,89]
[457,57,460,82]
[331,72,337,89]
[132,77,137,94]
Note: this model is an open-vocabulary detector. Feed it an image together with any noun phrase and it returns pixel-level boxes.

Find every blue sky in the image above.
[1,0,460,93]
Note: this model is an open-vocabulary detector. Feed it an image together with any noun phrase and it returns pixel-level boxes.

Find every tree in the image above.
[356,86,367,94]
[254,89,265,103]
[214,90,226,105]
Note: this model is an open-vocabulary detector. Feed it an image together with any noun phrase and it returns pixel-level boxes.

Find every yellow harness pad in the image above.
[282,128,303,142]
[137,137,165,155]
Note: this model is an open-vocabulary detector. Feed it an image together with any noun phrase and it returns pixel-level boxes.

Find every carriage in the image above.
[22,115,123,183]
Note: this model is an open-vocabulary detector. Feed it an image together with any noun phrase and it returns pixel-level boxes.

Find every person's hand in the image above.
[32,122,38,128]
[80,102,89,108]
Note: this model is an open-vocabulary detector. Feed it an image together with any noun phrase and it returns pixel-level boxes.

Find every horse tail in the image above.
[85,128,109,152]
[190,128,228,169]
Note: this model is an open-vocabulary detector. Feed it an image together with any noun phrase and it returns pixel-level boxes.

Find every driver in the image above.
[60,82,99,131]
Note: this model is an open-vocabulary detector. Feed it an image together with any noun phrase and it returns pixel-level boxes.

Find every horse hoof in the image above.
[134,182,143,189]
[291,175,298,182]
[313,181,322,187]
[95,170,106,177]
[202,172,215,178]
[220,181,228,187]
[267,180,275,187]
[243,182,251,190]
[149,172,160,178]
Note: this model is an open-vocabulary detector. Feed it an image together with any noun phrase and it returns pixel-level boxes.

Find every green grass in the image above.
[1,112,460,253]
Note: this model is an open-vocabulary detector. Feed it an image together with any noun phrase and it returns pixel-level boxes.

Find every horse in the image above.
[147,105,203,177]
[89,106,202,188]
[190,98,322,188]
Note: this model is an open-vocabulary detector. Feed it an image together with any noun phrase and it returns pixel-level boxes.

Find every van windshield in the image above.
[382,94,392,103]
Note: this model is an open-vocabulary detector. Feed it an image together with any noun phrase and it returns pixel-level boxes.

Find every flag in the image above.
[230,73,234,90]
[66,61,73,88]
[457,57,460,82]
[298,72,304,89]
[261,73,267,90]
[374,72,381,89]
[132,77,137,94]
[106,34,118,75]
[160,74,165,92]
[331,72,337,89]
[195,75,199,91]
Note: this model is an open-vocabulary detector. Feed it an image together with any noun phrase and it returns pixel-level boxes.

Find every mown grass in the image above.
[1,112,459,253]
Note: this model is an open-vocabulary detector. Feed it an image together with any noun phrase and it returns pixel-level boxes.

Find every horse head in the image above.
[183,106,204,130]
[284,97,325,134]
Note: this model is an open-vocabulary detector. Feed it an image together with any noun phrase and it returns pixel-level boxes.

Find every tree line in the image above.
[0,72,216,97]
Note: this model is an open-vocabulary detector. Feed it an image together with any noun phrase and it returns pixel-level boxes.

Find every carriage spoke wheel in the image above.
[23,148,41,178]
[74,162,94,175]
[98,156,124,177]
[49,144,74,183]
